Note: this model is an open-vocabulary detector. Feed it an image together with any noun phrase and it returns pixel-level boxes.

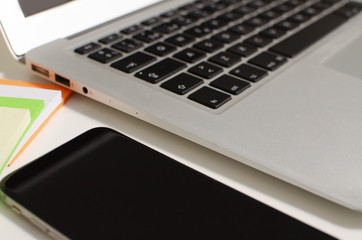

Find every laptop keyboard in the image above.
[74,0,361,110]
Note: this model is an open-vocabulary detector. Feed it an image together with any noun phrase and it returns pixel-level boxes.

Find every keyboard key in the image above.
[99,33,122,44]
[230,64,268,82]
[249,52,287,71]
[260,27,286,39]
[209,52,240,67]
[259,9,282,20]
[233,5,256,15]
[133,30,163,43]
[173,48,206,63]
[166,34,195,47]
[145,42,176,56]
[245,34,273,48]
[184,26,213,38]
[75,42,100,55]
[154,22,181,34]
[245,16,268,27]
[188,86,231,109]
[187,9,210,19]
[269,13,348,57]
[228,23,254,35]
[210,75,251,95]
[288,13,310,23]
[160,10,179,19]
[193,39,223,53]
[111,39,143,53]
[218,11,243,22]
[275,20,299,31]
[142,17,162,26]
[227,43,257,57]
[272,3,292,13]
[202,18,228,29]
[172,16,197,26]
[212,31,240,44]
[88,48,122,63]
[161,73,203,95]
[135,58,186,83]
[247,0,269,9]
[189,62,223,79]
[111,52,156,73]
[121,25,143,34]
[301,7,321,17]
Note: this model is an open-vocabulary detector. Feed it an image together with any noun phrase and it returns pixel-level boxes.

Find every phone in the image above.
[0,127,334,240]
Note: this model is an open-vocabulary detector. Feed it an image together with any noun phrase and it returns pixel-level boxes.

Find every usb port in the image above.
[55,74,70,87]
[31,64,49,78]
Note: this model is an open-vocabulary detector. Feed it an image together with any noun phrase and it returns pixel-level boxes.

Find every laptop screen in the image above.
[18,0,73,17]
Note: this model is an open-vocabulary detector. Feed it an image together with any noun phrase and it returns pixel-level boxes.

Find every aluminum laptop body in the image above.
[1,0,362,211]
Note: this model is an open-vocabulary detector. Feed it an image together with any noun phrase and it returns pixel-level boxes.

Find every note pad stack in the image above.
[0,79,72,173]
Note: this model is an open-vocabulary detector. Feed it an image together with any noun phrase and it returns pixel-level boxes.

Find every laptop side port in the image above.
[31,64,49,78]
[55,74,71,87]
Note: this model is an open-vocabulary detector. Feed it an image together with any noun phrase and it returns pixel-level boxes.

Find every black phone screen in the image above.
[0,128,335,239]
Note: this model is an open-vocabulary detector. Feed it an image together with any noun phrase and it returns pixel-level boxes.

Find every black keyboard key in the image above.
[313,2,333,11]
[285,0,304,7]
[154,22,181,34]
[161,73,203,95]
[160,10,180,19]
[172,16,197,26]
[228,23,254,35]
[210,75,251,95]
[233,5,256,15]
[249,52,287,71]
[111,39,143,53]
[142,17,162,26]
[133,30,163,43]
[245,34,273,48]
[227,43,257,57]
[135,58,186,83]
[145,42,176,56]
[260,27,286,39]
[288,13,310,23]
[121,25,143,34]
[275,20,299,31]
[202,18,228,29]
[189,62,223,79]
[188,9,210,19]
[245,16,268,27]
[111,52,156,73]
[209,52,240,67]
[75,42,100,55]
[270,13,348,58]
[212,31,240,44]
[247,0,269,9]
[272,4,293,13]
[259,9,282,20]
[203,2,228,13]
[301,7,321,17]
[174,48,206,63]
[193,39,223,53]
[166,34,195,47]
[218,11,243,22]
[185,26,213,38]
[88,48,122,63]
[188,86,231,109]
[99,33,122,44]
[230,64,268,82]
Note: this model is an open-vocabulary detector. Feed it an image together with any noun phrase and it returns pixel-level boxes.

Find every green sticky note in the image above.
[0,96,45,173]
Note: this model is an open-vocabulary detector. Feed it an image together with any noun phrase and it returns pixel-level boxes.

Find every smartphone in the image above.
[0,127,335,240]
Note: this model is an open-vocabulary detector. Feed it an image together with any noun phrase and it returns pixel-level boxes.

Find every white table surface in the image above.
[1,36,362,240]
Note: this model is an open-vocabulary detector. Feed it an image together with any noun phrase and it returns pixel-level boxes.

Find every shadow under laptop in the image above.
[63,92,362,233]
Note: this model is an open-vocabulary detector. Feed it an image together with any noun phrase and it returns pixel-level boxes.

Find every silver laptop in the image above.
[1,0,362,211]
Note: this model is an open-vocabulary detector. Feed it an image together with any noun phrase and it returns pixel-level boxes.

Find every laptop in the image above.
[1,0,362,211]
